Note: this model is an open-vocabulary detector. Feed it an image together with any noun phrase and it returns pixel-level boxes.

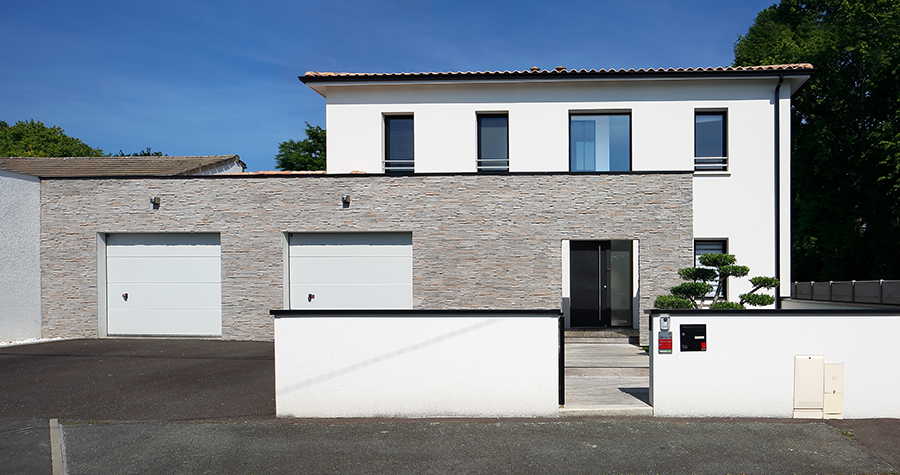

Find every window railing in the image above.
[694,157,727,172]
[791,280,900,306]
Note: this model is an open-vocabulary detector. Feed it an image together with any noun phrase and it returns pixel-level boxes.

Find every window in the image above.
[570,113,631,172]
[695,239,727,297]
[694,111,727,171]
[384,115,414,173]
[477,114,508,172]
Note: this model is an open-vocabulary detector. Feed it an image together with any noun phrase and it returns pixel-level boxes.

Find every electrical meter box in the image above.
[680,324,706,351]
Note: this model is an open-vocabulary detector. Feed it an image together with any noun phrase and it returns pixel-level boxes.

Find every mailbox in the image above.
[680,324,706,351]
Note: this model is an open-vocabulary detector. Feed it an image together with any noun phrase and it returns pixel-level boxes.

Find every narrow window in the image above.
[477,113,508,172]
[694,111,727,171]
[384,115,414,173]
[695,239,728,297]
[570,113,631,172]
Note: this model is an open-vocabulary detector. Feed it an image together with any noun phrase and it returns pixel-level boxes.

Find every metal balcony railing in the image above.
[791,280,900,306]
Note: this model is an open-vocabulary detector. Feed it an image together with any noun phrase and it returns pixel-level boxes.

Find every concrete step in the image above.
[565,337,639,345]
[559,405,653,417]
[565,367,649,377]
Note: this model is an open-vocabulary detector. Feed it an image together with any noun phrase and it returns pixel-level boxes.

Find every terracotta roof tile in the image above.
[0,155,244,178]
[302,63,814,82]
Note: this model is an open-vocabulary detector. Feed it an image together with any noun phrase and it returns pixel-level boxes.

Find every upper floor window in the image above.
[694,111,727,171]
[384,115,414,173]
[477,113,508,172]
[570,113,631,172]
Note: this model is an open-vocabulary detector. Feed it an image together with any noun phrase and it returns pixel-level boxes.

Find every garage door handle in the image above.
[308,293,315,302]
[122,293,128,302]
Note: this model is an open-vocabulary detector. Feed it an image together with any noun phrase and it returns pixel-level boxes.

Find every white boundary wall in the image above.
[0,171,41,341]
[274,311,560,418]
[650,310,900,418]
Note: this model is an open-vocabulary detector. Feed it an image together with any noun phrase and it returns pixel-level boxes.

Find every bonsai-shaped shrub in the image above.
[653,253,778,309]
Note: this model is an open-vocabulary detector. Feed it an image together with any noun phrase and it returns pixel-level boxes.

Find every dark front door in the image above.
[569,240,633,328]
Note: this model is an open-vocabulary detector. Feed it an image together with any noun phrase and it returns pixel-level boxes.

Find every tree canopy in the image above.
[734,0,900,281]
[275,122,326,171]
[0,119,104,157]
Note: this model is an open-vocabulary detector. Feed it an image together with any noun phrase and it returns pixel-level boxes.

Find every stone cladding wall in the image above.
[41,173,693,344]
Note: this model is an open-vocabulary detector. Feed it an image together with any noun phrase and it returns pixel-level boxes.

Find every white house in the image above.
[300,64,813,330]
[28,64,811,348]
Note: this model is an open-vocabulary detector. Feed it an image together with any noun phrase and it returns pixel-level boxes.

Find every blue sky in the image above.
[1,0,775,171]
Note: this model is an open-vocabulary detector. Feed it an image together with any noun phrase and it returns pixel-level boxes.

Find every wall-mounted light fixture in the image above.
[151,196,161,209]
[341,194,351,208]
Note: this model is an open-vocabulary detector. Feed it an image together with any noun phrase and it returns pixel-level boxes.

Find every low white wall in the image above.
[650,310,900,418]
[274,311,560,418]
[0,171,41,341]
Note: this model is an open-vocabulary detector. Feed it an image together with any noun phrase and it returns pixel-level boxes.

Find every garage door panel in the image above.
[107,234,220,256]
[107,257,220,283]
[107,283,221,310]
[107,308,222,336]
[289,284,413,310]
[290,256,412,284]
[288,243,412,258]
[290,233,411,248]
[106,233,222,337]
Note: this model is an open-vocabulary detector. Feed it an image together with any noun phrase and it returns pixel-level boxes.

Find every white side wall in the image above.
[324,78,778,175]
[275,313,559,418]
[0,171,41,341]
[650,312,900,418]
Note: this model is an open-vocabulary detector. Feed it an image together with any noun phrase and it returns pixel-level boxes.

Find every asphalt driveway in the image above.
[0,339,274,422]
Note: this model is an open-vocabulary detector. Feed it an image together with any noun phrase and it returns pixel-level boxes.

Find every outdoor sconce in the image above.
[341,194,351,208]
[151,196,161,209]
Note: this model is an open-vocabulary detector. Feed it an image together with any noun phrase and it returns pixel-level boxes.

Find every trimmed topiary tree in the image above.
[654,253,778,309]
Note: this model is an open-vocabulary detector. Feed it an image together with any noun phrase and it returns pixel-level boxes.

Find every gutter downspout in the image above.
[774,74,784,309]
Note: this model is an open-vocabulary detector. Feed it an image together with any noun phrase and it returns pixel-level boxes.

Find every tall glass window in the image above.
[694,111,727,171]
[477,114,508,172]
[570,113,631,172]
[384,115,414,173]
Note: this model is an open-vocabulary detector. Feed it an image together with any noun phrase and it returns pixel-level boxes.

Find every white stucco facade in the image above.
[0,170,41,341]
[307,68,808,305]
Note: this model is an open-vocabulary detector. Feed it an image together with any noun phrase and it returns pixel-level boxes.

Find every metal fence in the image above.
[791,280,900,305]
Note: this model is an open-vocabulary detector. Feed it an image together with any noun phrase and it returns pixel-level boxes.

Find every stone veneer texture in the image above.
[41,173,693,344]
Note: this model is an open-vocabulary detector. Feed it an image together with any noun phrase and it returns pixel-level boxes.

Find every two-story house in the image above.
[31,64,811,346]
[300,64,812,334]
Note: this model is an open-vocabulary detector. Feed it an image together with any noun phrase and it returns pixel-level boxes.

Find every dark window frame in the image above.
[569,111,632,172]
[384,114,414,174]
[694,239,728,298]
[477,113,509,173]
[694,110,727,171]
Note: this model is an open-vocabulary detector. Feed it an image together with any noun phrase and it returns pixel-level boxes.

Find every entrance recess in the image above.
[569,240,633,327]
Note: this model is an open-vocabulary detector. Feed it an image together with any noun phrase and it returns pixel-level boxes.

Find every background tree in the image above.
[734,0,900,281]
[275,122,326,171]
[112,147,166,157]
[0,119,104,157]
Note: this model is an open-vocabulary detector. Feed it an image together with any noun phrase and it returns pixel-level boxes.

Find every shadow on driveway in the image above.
[0,339,274,422]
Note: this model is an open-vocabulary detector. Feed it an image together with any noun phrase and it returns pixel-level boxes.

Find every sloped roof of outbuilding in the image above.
[0,155,245,178]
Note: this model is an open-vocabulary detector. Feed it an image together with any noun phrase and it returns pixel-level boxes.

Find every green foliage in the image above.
[654,253,778,309]
[112,147,165,157]
[734,0,900,280]
[275,122,326,171]
[740,293,777,307]
[671,282,714,302]
[698,253,736,267]
[0,120,103,157]
[653,295,694,310]
[749,276,779,289]
[678,267,718,282]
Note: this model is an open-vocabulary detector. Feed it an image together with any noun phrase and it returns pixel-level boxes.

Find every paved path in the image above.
[563,337,651,415]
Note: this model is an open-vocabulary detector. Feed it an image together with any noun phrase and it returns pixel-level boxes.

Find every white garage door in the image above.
[289,233,412,309]
[106,233,222,336]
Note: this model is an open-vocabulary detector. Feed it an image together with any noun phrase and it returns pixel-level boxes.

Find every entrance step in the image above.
[559,405,653,417]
